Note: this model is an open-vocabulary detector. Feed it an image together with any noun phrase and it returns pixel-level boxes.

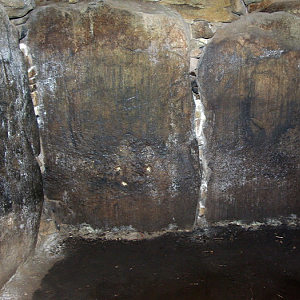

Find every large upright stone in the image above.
[26,0,199,232]
[198,12,300,224]
[0,5,43,289]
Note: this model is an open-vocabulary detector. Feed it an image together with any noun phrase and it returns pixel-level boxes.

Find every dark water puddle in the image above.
[33,226,300,300]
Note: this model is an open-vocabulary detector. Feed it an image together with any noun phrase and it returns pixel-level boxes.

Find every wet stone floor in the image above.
[32,226,300,300]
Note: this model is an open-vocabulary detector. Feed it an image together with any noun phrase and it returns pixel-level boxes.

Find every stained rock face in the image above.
[26,0,199,232]
[0,5,43,289]
[198,12,300,224]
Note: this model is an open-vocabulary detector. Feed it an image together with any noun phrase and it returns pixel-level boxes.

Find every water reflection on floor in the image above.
[32,226,300,300]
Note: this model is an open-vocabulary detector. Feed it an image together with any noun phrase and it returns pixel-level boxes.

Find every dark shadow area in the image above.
[33,226,300,300]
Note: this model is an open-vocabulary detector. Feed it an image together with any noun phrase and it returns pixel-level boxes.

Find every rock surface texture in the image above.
[198,12,300,224]
[0,0,35,18]
[0,5,43,289]
[25,0,199,232]
[158,0,240,21]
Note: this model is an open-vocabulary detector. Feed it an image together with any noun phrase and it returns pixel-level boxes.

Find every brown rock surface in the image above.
[248,0,300,12]
[230,0,247,15]
[26,0,199,232]
[0,5,43,289]
[198,12,300,224]
[191,21,214,39]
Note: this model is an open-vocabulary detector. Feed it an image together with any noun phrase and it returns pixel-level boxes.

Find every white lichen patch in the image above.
[260,49,284,59]
[193,93,210,227]
[212,214,300,230]
[67,222,187,241]
[164,223,178,231]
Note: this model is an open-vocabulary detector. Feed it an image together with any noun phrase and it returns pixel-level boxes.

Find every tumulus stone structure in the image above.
[1,0,300,293]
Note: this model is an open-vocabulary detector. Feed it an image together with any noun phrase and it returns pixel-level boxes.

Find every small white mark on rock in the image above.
[260,49,284,59]
[89,11,94,38]
[121,181,128,186]
[198,38,209,44]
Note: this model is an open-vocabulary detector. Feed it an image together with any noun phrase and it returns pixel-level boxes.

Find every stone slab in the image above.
[26,0,200,232]
[198,12,300,224]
